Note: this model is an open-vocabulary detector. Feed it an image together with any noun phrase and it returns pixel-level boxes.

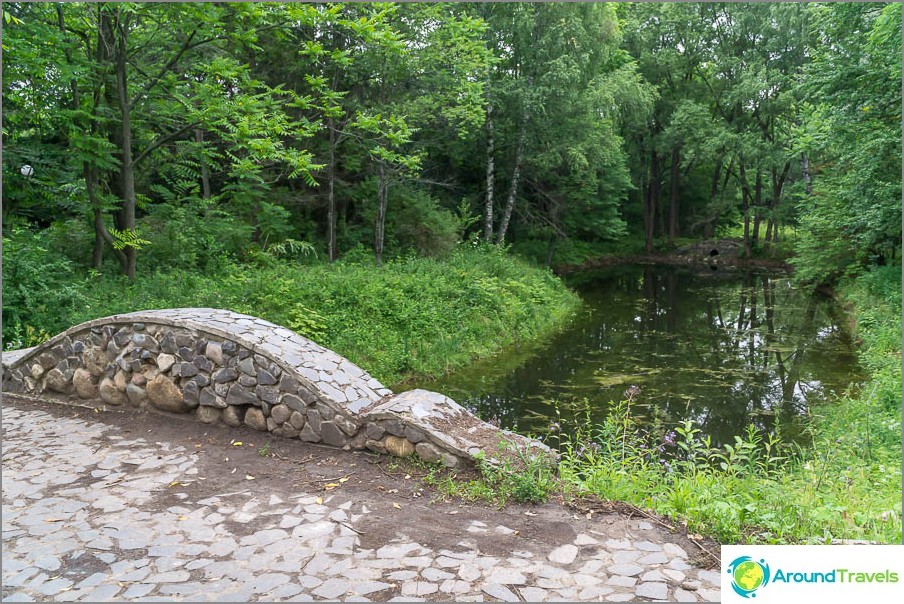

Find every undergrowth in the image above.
[2,235,579,385]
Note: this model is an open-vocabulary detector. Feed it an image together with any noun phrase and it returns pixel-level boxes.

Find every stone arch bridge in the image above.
[2,309,551,468]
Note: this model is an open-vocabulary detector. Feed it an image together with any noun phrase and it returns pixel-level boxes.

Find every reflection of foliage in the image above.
[427,266,860,447]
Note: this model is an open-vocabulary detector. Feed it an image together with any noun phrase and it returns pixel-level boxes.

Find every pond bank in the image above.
[405,263,860,448]
[553,239,793,276]
[3,246,580,387]
[408,259,897,545]
[552,266,901,545]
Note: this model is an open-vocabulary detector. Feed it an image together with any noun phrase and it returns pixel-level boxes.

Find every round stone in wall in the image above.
[270,404,291,425]
[245,407,267,431]
[384,435,415,458]
[156,353,176,373]
[99,377,127,405]
[43,368,69,394]
[126,383,148,407]
[73,368,97,399]
[222,405,245,427]
[147,374,190,413]
[196,406,221,424]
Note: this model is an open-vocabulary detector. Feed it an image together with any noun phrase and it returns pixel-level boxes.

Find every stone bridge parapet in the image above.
[2,309,553,469]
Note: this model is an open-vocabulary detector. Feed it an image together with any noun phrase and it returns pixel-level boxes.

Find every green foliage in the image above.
[109,227,151,251]
[137,202,253,272]
[419,447,557,507]
[475,445,557,505]
[3,244,579,386]
[838,266,903,415]
[1,229,88,349]
[4,2,890,282]
[792,3,902,282]
[376,187,460,259]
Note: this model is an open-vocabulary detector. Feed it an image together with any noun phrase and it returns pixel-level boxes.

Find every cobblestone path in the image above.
[2,403,721,602]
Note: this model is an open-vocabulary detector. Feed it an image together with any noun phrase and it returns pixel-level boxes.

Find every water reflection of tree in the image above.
[690,271,820,444]
[417,266,857,447]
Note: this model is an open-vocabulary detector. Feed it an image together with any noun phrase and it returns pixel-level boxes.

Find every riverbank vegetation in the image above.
[556,265,903,544]
[422,266,902,543]
[3,3,900,544]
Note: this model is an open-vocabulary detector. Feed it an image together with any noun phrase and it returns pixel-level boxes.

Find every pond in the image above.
[398,264,865,447]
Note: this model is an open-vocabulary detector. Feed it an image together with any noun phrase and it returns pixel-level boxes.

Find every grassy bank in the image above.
[2,237,579,385]
[548,265,901,544]
[424,266,901,543]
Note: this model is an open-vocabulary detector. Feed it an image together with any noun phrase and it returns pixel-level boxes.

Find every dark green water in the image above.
[399,264,864,446]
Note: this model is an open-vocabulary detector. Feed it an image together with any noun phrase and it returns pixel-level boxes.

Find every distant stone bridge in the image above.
[1,309,552,468]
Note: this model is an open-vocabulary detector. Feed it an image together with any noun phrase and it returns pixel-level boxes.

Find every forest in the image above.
[4,2,899,281]
[2,3,901,544]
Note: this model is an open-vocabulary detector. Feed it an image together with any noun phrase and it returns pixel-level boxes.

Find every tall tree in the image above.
[792,2,902,281]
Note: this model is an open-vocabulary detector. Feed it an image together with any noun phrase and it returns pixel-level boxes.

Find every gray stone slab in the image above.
[481,582,520,602]
[547,544,579,565]
[636,581,669,599]
[609,563,644,577]
[312,578,351,599]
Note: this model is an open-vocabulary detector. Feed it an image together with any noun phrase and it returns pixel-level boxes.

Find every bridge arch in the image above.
[2,309,551,468]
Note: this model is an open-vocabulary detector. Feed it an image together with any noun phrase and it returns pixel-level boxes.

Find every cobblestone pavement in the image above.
[2,403,721,602]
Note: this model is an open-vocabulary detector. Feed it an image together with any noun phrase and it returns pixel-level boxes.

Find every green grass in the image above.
[554,265,902,544]
[510,237,647,267]
[2,238,580,385]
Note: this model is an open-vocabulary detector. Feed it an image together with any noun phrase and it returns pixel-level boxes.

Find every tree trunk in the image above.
[545,233,556,268]
[739,161,752,258]
[703,161,721,239]
[651,150,663,244]
[375,162,387,267]
[801,153,812,195]
[668,146,680,244]
[483,102,496,242]
[63,5,105,271]
[195,129,211,200]
[765,161,790,256]
[103,7,137,279]
[91,188,106,270]
[642,169,654,254]
[327,117,338,262]
[496,113,526,246]
[751,170,762,249]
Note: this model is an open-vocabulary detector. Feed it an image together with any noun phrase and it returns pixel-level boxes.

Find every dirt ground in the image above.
[2,394,720,574]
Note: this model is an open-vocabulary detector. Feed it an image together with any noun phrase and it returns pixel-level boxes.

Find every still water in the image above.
[400,264,864,446]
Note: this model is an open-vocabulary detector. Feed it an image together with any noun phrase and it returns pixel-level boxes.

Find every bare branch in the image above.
[133,122,199,166]
[130,28,198,107]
